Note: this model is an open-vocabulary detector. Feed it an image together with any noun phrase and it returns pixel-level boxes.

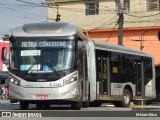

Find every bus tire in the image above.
[20,101,29,110]
[82,99,89,108]
[113,89,132,107]
[121,89,132,107]
[71,101,82,110]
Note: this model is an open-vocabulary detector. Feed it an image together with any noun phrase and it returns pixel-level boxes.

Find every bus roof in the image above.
[91,40,152,57]
[11,22,78,37]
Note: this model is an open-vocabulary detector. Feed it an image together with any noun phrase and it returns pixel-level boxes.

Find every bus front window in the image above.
[43,48,75,71]
[20,50,41,72]
[9,38,77,81]
[19,49,75,72]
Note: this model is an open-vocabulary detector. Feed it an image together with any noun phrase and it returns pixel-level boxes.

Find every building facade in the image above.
[46,0,160,65]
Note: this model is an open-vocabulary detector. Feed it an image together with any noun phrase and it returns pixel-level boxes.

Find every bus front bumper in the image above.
[9,82,81,103]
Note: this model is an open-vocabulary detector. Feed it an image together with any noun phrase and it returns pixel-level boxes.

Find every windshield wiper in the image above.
[43,60,61,77]
[26,62,38,73]
[25,60,61,77]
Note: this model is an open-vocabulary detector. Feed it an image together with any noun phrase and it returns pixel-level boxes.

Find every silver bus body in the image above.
[9,22,156,109]
[87,40,156,106]
[9,22,85,110]
[9,71,79,101]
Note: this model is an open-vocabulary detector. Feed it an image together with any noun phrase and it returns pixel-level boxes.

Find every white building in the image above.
[46,0,160,29]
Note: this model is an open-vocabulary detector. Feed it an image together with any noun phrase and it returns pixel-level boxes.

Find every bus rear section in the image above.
[87,40,156,107]
[155,66,160,101]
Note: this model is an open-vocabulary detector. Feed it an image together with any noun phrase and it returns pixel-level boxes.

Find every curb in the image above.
[0,99,10,104]
[130,105,160,110]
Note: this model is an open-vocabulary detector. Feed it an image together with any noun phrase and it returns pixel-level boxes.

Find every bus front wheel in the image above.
[20,101,29,110]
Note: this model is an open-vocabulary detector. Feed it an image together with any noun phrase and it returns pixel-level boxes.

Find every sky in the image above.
[0,0,48,38]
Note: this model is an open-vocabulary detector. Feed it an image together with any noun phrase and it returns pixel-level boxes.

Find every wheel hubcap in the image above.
[124,93,129,104]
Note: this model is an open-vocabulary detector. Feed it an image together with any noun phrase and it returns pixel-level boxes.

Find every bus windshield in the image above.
[20,49,75,72]
[9,38,77,81]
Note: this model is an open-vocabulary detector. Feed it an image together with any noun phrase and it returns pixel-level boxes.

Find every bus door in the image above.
[135,60,145,99]
[96,50,111,100]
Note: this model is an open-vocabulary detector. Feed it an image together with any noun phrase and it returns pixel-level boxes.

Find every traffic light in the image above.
[55,14,61,22]
[158,31,160,41]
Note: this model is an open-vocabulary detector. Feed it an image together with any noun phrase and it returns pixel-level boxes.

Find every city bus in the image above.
[0,39,9,89]
[5,22,156,110]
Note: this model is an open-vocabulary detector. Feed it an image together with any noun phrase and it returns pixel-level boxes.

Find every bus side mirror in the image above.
[1,47,7,60]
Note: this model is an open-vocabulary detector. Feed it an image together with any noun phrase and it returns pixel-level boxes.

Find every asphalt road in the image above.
[0,100,131,111]
[0,100,160,119]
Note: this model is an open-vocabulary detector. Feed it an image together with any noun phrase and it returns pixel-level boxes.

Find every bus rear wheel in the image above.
[82,100,89,108]
[113,89,132,107]
[122,89,132,107]
[71,101,82,110]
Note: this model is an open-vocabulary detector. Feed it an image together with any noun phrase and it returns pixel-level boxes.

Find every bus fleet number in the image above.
[49,83,62,87]
[114,84,122,88]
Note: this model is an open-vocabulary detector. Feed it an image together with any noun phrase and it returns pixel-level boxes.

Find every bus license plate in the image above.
[35,94,48,99]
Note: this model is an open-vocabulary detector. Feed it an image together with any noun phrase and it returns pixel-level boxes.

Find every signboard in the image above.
[21,41,67,47]
[21,50,41,56]
[13,40,75,48]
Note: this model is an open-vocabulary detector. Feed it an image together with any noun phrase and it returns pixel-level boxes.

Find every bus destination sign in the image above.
[18,41,75,48]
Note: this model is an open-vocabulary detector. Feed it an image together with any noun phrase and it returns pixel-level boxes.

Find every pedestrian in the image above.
[1,85,6,100]
[5,86,9,100]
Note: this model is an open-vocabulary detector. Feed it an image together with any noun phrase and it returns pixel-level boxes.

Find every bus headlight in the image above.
[10,78,20,86]
[64,77,77,85]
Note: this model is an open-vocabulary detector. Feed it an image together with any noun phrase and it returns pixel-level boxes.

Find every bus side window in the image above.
[1,47,7,60]
[144,58,153,84]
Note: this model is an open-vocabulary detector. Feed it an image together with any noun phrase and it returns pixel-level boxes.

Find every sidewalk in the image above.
[0,99,10,104]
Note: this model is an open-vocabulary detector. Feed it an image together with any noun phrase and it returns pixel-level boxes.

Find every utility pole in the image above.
[140,34,144,51]
[43,1,61,22]
[132,32,146,51]
[55,5,61,22]
[118,0,124,46]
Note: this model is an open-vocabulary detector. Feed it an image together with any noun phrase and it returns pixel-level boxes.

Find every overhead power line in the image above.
[125,12,160,18]
[16,0,46,7]
[0,4,46,19]
[105,20,119,42]
[0,2,41,7]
